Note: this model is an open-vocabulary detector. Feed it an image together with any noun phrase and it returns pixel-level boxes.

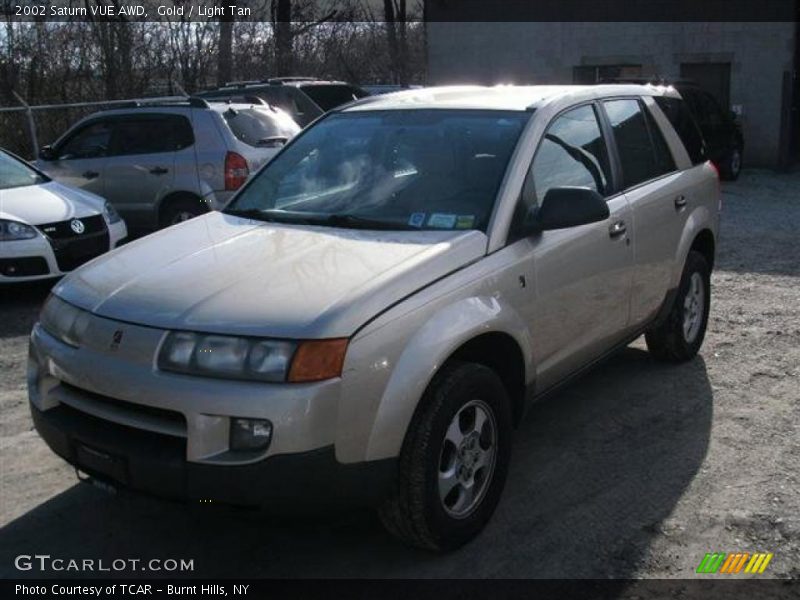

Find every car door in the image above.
[601,97,690,327]
[509,103,634,391]
[40,119,112,196]
[103,114,178,227]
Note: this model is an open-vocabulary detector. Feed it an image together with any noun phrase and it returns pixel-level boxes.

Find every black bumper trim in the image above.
[31,403,396,510]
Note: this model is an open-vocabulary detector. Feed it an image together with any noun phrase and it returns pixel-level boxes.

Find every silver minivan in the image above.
[36,98,300,229]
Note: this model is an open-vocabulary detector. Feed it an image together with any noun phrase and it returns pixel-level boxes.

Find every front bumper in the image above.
[0,220,127,283]
[31,403,394,509]
[28,313,395,508]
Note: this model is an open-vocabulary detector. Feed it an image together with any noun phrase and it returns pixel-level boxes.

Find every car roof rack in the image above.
[209,95,271,107]
[265,76,318,85]
[114,96,211,109]
[598,76,696,87]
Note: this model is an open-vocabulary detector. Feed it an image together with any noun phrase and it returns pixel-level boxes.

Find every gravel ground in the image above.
[0,169,798,583]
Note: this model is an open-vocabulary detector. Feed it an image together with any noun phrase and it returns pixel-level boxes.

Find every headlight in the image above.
[0,219,37,241]
[39,295,90,347]
[158,332,348,383]
[103,201,121,224]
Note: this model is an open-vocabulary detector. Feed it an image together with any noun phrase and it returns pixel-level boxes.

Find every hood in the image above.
[54,212,487,338]
[0,181,105,225]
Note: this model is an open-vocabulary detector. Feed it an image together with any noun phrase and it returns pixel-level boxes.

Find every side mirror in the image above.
[526,187,610,233]
[38,145,55,161]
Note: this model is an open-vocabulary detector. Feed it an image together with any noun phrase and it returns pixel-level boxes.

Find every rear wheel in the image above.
[378,362,512,551]
[645,250,711,362]
[159,196,208,228]
[720,146,742,181]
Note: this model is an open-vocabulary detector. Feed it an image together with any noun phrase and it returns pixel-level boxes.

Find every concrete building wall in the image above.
[426,22,796,166]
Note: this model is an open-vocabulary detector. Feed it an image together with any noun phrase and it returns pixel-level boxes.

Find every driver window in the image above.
[512,105,611,240]
[57,121,112,160]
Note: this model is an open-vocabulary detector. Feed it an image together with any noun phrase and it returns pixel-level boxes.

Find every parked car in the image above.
[28,85,719,550]
[0,149,126,282]
[362,84,424,95]
[35,98,300,230]
[603,77,744,180]
[671,81,744,180]
[197,78,369,127]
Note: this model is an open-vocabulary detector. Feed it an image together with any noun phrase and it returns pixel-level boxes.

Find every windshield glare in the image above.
[226,109,530,231]
[0,151,48,190]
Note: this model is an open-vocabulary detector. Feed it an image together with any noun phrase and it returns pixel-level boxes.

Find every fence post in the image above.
[11,91,39,159]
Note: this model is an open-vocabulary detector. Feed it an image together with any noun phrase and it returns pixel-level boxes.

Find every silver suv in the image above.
[35,98,300,229]
[28,85,719,550]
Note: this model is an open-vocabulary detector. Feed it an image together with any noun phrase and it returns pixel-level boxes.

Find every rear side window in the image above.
[222,107,299,148]
[654,96,706,165]
[603,99,672,189]
[300,85,368,111]
[110,115,194,156]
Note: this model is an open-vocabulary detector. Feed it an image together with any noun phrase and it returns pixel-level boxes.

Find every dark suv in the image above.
[603,78,744,180]
[197,78,369,127]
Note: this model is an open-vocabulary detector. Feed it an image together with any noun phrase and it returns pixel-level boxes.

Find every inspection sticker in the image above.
[455,215,476,229]
[427,213,457,229]
[408,212,426,228]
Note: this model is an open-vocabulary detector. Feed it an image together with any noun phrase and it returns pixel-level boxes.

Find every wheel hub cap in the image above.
[438,399,497,519]
[683,272,705,344]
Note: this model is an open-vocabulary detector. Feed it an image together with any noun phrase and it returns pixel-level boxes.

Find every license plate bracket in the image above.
[75,442,128,484]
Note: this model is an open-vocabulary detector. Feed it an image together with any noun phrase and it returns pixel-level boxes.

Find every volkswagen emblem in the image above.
[70,219,85,234]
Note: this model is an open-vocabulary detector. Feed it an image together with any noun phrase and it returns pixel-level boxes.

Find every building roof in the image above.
[344,84,679,112]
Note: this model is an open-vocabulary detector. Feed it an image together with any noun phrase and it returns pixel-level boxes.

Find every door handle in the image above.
[149,167,169,175]
[674,194,687,209]
[609,220,627,238]
[82,171,99,180]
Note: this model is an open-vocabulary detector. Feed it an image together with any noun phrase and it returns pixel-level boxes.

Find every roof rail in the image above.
[265,76,318,85]
[208,95,270,107]
[223,80,262,87]
[113,96,210,109]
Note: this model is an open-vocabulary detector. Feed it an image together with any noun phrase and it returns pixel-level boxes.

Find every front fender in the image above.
[337,295,533,463]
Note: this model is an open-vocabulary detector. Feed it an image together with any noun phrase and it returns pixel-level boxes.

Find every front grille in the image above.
[50,232,110,272]
[37,215,110,272]
[55,382,187,438]
[38,215,106,239]
[0,256,49,277]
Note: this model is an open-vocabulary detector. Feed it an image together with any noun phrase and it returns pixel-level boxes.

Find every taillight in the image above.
[225,151,249,191]
[709,160,720,180]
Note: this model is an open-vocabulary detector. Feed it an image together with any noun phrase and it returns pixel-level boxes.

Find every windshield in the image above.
[222,106,300,148]
[0,151,49,190]
[225,109,529,231]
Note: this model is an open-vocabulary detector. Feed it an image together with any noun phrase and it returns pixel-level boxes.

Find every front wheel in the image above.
[378,362,512,551]
[645,250,711,362]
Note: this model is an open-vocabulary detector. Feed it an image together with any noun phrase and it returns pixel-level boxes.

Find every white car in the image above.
[0,149,127,282]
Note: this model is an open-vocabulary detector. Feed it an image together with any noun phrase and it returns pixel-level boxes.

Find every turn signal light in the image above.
[288,339,349,383]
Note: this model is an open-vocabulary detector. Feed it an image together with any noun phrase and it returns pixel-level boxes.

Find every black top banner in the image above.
[3,0,799,23]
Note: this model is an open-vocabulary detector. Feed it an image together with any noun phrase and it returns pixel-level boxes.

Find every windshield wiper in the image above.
[322,214,414,230]
[227,208,413,230]
[225,208,321,225]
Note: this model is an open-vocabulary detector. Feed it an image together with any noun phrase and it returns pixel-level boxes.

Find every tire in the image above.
[378,361,512,551]
[720,146,742,181]
[159,196,208,228]
[645,250,711,362]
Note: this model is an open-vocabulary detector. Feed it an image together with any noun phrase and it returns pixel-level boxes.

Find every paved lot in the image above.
[0,170,798,581]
